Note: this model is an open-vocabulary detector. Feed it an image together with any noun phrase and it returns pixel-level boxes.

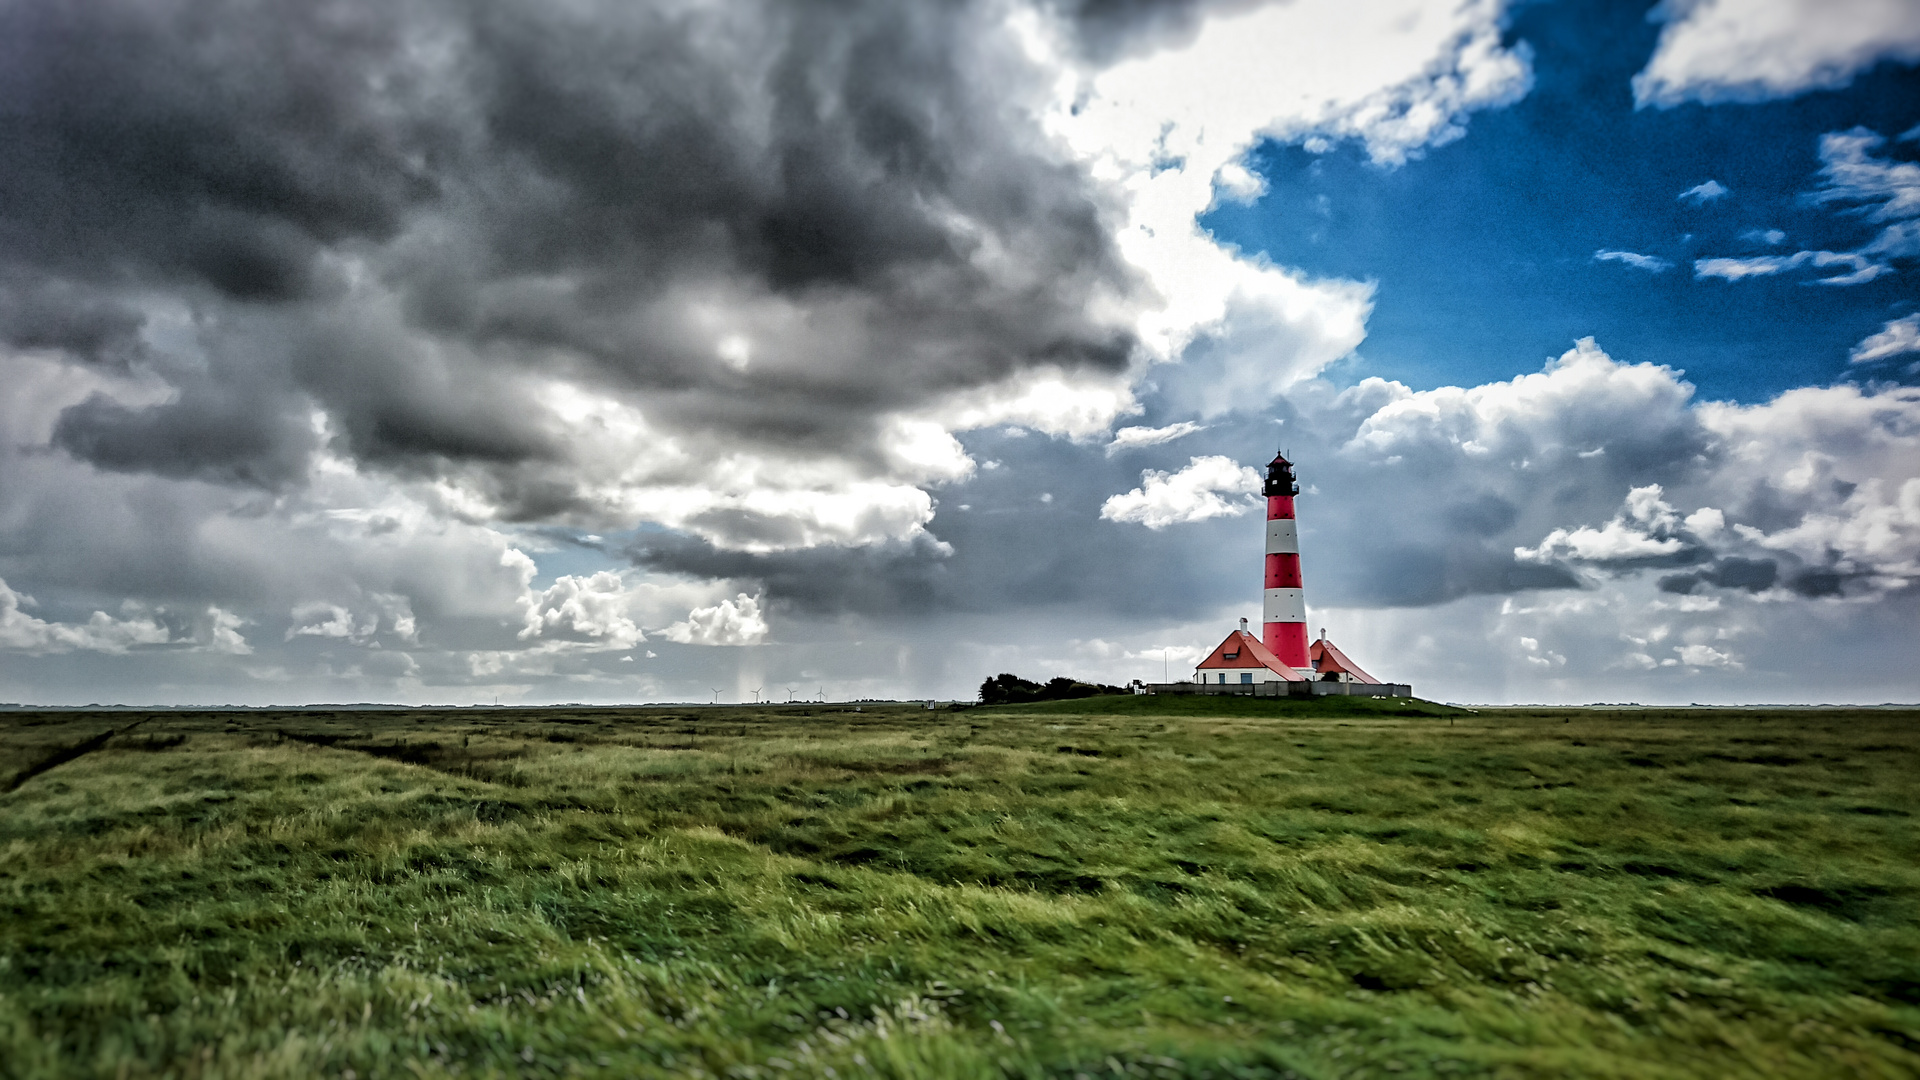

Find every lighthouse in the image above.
[1175,450,1411,697]
[1262,451,1308,670]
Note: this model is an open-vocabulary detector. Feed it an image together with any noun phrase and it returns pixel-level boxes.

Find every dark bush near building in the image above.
[978,673,1127,705]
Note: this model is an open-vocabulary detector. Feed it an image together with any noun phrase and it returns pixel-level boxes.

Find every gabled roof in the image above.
[1195,630,1304,680]
[1309,638,1380,684]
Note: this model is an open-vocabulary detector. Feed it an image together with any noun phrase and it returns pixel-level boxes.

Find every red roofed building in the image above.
[1308,632,1381,685]
[1194,619,1305,686]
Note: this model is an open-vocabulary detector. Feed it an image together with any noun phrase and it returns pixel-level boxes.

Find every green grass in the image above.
[1,701,1917,1078]
[987,694,1464,718]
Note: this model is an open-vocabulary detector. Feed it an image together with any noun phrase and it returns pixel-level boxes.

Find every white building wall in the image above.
[1194,666,1293,684]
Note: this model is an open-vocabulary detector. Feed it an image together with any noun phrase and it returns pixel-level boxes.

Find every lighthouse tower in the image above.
[1180,450,1409,696]
[1262,451,1308,670]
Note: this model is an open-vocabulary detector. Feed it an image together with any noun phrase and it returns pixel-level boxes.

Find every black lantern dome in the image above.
[1263,451,1299,497]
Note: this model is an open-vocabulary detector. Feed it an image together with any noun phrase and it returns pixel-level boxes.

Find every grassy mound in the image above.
[2,706,1917,1078]
[978,691,1466,718]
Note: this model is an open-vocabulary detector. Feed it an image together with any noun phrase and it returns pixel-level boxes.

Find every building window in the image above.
[1218,673,1226,684]
[1240,672,1253,684]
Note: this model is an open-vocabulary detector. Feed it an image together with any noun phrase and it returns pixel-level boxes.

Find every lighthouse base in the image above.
[1262,621,1309,669]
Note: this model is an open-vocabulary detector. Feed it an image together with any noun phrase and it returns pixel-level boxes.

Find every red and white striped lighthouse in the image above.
[1262,451,1308,670]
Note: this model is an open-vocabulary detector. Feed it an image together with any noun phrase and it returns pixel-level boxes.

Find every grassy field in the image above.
[1,699,1917,1079]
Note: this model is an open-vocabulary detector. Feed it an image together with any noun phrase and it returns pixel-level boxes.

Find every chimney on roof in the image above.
[1239,617,1248,633]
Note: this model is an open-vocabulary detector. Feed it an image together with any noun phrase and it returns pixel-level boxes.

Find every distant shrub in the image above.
[978,673,1126,706]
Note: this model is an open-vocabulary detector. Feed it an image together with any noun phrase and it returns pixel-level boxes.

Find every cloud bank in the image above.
[0,0,1545,702]
[1634,0,1920,107]
[0,0,1911,706]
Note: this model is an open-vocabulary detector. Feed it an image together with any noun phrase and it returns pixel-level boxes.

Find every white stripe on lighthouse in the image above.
[1265,519,1298,554]
[1263,588,1305,623]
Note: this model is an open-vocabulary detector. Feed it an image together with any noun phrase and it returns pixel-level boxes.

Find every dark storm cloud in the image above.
[1286,450,1713,605]
[627,427,1266,620]
[1660,555,1896,601]
[1048,0,1267,61]
[626,533,956,618]
[620,343,1734,621]
[0,280,148,368]
[0,0,439,292]
[624,339,1919,628]
[1318,541,1585,608]
[50,386,316,489]
[0,0,1145,513]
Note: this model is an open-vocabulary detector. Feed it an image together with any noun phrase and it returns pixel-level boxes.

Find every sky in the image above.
[0,0,1915,706]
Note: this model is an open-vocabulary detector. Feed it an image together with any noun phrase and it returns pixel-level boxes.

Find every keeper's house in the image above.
[1194,619,1299,686]
[1157,618,1412,698]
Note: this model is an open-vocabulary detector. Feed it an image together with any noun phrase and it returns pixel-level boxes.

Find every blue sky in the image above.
[1203,0,1920,403]
[0,0,1916,706]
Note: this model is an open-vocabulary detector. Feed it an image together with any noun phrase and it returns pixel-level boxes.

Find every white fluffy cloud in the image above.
[1517,485,1691,564]
[1106,422,1206,456]
[0,576,249,656]
[1852,314,1920,364]
[520,572,647,650]
[1694,250,1886,285]
[1741,477,1920,584]
[1101,455,1262,529]
[1341,337,1696,466]
[1594,249,1673,273]
[0,582,168,654]
[202,609,253,656]
[1516,474,1920,602]
[1678,179,1730,203]
[699,336,1920,706]
[1810,127,1920,242]
[1694,127,1918,286]
[287,594,418,646]
[663,593,769,647]
[1633,0,1920,107]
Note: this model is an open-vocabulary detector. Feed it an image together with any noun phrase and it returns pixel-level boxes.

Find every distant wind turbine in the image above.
[710,688,720,704]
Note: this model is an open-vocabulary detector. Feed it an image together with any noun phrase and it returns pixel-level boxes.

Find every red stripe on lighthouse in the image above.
[1265,621,1308,670]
